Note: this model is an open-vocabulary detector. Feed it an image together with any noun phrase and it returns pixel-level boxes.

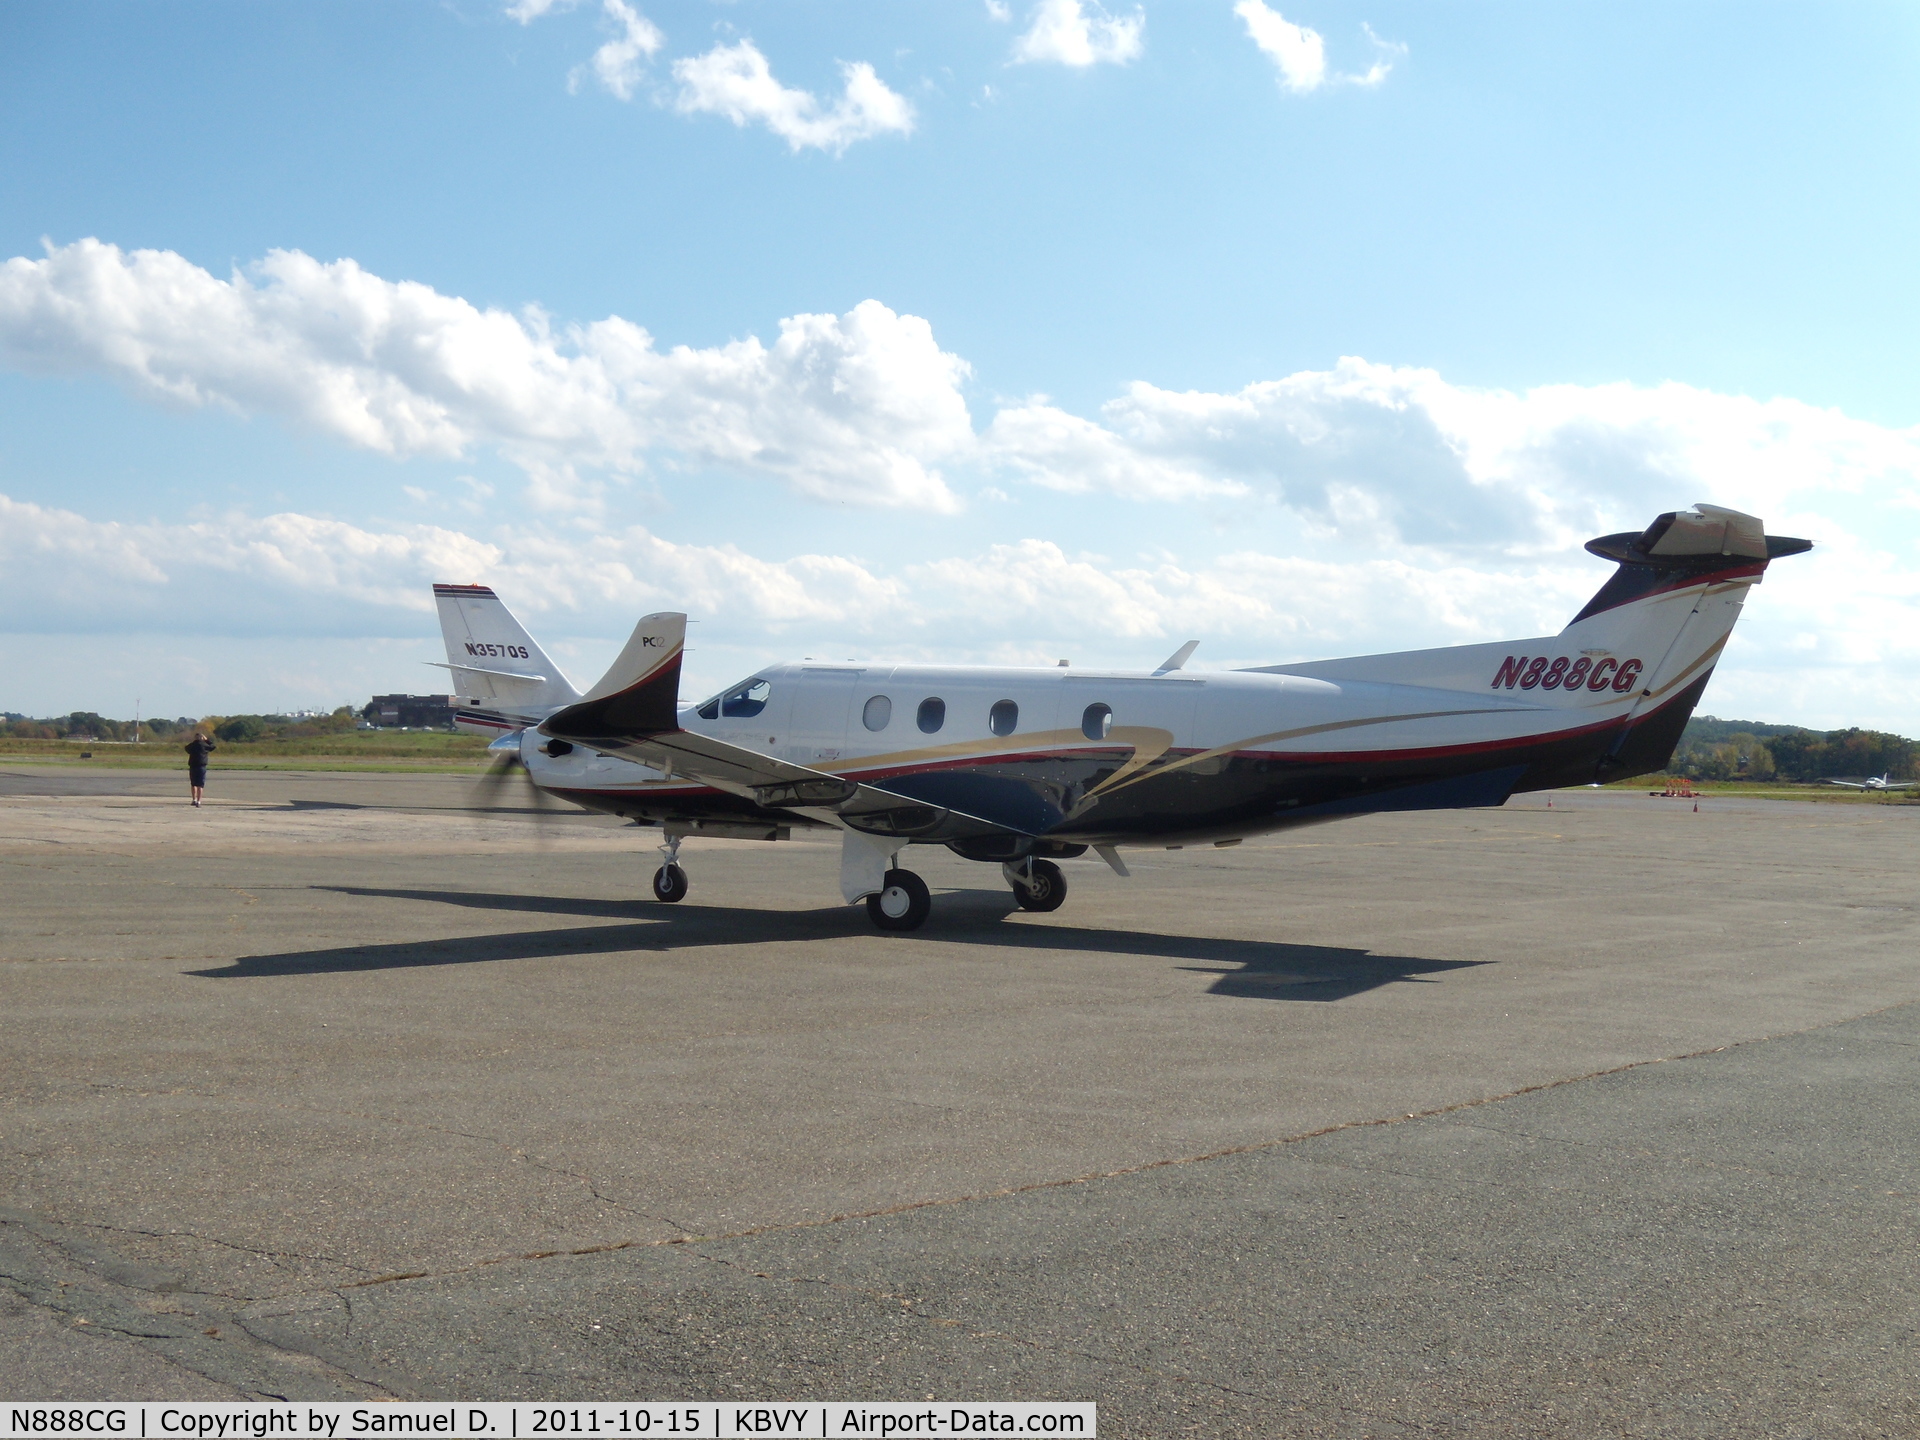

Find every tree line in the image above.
[0,709,361,744]
[1671,716,1915,782]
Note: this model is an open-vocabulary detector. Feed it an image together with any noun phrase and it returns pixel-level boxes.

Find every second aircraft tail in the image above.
[431,583,582,733]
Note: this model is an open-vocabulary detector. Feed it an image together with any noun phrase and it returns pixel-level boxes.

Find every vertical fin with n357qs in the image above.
[542,613,687,741]
[431,583,581,712]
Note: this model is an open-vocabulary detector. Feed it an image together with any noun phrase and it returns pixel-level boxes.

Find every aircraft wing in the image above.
[538,612,1018,843]
[1826,780,1868,789]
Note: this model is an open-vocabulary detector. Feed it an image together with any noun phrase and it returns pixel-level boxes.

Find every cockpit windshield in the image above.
[697,678,772,721]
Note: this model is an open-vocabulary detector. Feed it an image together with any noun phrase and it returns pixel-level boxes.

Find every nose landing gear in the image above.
[1004,857,1067,912]
[652,834,689,904]
[866,869,931,931]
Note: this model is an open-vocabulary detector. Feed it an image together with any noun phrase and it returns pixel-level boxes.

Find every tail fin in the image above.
[1559,504,1811,778]
[1249,503,1810,783]
[431,583,582,727]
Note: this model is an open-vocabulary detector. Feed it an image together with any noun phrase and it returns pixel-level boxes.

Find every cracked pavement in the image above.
[3,769,1918,1434]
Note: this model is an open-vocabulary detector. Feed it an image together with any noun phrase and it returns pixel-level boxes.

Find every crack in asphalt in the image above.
[72,1218,380,1283]
[0,1215,396,1400]
[410,1121,699,1236]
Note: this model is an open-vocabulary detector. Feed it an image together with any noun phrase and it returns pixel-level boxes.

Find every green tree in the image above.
[214,715,269,743]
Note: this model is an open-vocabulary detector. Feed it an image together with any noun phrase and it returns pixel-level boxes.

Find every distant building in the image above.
[362,694,456,729]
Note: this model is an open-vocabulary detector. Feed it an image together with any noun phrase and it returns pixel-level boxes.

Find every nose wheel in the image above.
[652,833,689,904]
[1005,857,1067,912]
[866,869,931,931]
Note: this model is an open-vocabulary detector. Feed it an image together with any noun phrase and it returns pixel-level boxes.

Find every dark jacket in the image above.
[185,736,216,770]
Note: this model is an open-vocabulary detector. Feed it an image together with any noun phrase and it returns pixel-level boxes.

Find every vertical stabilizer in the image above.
[1561,505,1812,778]
[431,584,581,728]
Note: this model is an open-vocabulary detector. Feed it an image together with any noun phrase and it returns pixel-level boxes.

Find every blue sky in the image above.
[2,1,1917,728]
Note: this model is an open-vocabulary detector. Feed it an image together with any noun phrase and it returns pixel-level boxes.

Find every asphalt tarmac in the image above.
[3,766,1917,1436]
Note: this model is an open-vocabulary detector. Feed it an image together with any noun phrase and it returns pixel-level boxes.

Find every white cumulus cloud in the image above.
[505,0,578,22]
[1236,1,1403,92]
[983,401,1247,501]
[672,40,915,154]
[985,357,1920,562]
[0,239,971,512]
[568,0,664,100]
[1011,0,1145,67]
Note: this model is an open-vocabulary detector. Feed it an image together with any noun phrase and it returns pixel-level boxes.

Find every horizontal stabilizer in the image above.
[426,661,550,684]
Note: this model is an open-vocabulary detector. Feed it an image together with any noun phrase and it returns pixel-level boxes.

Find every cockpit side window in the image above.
[720,679,772,718]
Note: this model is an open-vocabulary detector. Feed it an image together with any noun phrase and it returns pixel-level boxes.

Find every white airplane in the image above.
[433,504,1810,932]
[1825,774,1916,791]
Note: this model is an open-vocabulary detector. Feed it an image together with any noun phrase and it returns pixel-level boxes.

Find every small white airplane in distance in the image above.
[431,503,1810,932]
[1824,774,1917,791]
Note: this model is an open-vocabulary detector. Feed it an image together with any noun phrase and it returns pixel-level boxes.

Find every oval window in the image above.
[989,699,1019,737]
[1082,702,1112,740]
[862,695,892,732]
[721,679,772,718]
[916,697,946,734]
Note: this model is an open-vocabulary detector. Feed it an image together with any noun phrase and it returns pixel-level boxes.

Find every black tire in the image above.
[652,863,689,903]
[866,868,931,932]
[1014,858,1067,912]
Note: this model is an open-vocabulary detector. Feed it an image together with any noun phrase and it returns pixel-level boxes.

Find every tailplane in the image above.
[1570,504,1812,627]
[431,583,582,733]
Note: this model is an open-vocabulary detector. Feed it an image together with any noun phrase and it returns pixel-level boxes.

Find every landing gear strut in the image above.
[652,834,689,904]
[866,869,931,932]
[1004,857,1067,912]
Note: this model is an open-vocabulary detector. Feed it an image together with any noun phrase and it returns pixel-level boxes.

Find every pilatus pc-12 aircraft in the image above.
[431,504,1809,932]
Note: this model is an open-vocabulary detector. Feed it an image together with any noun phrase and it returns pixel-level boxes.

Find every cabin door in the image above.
[787,667,860,768]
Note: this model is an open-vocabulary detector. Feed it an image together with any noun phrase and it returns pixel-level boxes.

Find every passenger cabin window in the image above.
[1082,702,1112,740]
[720,678,772,718]
[917,697,946,734]
[862,695,892,732]
[989,699,1019,737]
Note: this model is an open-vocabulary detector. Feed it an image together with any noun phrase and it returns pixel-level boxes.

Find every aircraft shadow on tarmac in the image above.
[186,885,1484,1002]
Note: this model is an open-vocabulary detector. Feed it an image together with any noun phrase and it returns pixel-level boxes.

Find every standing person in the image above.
[185,729,215,807]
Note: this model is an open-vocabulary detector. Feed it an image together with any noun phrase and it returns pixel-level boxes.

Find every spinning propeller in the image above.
[470,733,572,834]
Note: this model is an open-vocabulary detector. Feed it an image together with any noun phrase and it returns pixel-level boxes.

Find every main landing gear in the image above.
[1003,857,1067,912]
[866,869,931,932]
[652,834,689,904]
